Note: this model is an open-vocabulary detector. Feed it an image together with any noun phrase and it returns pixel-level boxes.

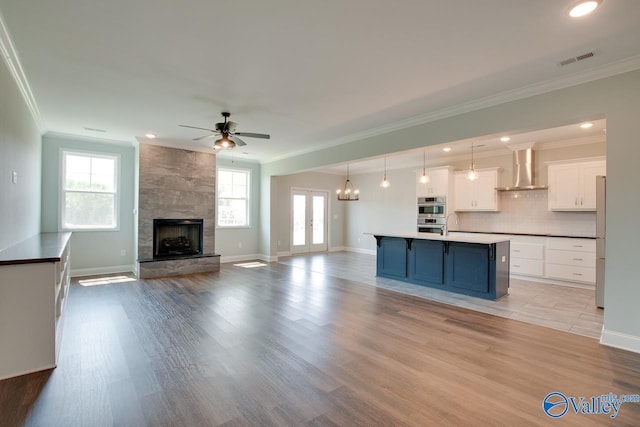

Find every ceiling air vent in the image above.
[558,51,596,67]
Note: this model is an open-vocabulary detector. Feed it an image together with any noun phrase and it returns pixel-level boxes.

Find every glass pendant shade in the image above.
[419,151,430,184]
[467,142,477,181]
[380,157,390,188]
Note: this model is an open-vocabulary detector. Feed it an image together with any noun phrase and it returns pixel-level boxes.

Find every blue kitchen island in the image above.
[369,233,510,300]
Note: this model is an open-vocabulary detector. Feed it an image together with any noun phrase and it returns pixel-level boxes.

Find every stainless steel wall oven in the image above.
[417,196,446,234]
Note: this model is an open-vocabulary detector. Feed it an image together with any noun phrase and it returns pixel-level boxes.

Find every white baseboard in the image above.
[600,328,640,354]
[343,246,376,256]
[220,254,265,264]
[511,274,595,290]
[328,246,346,252]
[277,251,291,257]
[71,264,135,277]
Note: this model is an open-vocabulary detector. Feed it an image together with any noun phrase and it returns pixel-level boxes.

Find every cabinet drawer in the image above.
[511,242,544,260]
[547,249,596,267]
[545,264,595,284]
[510,259,543,277]
[546,238,595,252]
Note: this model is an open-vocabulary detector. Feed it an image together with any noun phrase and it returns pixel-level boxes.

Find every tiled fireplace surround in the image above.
[137,144,220,279]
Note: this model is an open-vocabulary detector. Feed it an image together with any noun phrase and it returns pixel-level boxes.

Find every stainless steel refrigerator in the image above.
[596,176,606,308]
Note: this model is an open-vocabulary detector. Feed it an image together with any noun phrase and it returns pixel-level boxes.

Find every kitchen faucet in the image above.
[443,213,459,236]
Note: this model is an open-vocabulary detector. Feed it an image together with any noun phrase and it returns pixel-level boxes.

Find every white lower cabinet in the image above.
[509,238,545,278]
[545,238,596,285]
[0,233,71,380]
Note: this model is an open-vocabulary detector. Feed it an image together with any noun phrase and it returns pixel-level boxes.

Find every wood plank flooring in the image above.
[1,258,639,426]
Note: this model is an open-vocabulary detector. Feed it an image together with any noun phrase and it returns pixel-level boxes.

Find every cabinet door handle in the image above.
[513,264,520,268]
[580,197,583,205]
[573,245,583,248]
[573,273,583,276]
[573,258,583,261]
[513,249,520,252]
[575,197,578,206]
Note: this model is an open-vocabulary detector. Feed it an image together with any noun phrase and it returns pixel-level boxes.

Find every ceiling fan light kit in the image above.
[180,112,270,151]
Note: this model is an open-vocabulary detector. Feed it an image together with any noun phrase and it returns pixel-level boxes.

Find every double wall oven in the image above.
[417,196,446,234]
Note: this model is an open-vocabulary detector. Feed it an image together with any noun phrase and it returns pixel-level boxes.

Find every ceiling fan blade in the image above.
[225,121,238,133]
[229,135,247,146]
[179,124,216,132]
[193,133,216,141]
[234,132,270,139]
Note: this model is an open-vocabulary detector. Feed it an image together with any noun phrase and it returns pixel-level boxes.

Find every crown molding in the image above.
[535,134,605,151]
[0,10,42,129]
[265,55,640,164]
[44,131,135,147]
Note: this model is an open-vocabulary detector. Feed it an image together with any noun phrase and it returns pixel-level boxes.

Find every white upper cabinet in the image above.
[547,157,605,211]
[416,166,454,199]
[453,168,501,211]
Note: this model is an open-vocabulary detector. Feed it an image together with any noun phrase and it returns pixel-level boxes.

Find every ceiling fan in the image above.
[179,112,270,149]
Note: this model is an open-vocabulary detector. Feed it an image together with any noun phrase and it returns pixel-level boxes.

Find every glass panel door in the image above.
[291,190,328,254]
[292,193,307,247]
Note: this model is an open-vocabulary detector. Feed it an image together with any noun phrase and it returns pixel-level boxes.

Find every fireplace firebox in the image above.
[153,219,204,259]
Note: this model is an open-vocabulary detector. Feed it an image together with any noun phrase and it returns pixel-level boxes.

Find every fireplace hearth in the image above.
[153,219,203,259]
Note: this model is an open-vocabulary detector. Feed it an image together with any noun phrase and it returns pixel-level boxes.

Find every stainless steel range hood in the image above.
[496,147,548,191]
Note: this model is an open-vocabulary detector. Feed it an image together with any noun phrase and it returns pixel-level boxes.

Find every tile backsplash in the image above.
[456,190,596,237]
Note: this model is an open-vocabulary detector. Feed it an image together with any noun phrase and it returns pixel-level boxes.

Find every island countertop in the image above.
[364,232,510,245]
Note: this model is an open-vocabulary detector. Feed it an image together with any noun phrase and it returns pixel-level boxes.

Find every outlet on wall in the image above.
[11,171,18,184]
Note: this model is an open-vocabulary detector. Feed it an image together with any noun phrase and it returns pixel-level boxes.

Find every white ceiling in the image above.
[0,1,637,165]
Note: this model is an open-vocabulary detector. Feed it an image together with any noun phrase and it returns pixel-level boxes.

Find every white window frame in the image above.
[59,149,120,232]
[217,167,251,228]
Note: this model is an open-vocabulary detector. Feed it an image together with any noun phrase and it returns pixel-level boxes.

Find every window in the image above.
[61,150,119,231]
[217,168,250,227]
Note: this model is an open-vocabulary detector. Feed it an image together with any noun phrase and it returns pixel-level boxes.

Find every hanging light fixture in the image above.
[336,164,359,201]
[380,157,390,188]
[467,142,478,181]
[419,151,430,184]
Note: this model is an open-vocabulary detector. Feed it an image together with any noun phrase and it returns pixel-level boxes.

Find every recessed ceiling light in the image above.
[500,136,511,142]
[580,122,594,129]
[442,147,452,152]
[569,0,602,18]
[145,133,157,139]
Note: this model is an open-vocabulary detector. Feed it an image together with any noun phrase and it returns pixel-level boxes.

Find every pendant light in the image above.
[419,151,430,184]
[467,142,478,181]
[380,157,390,188]
[336,164,359,201]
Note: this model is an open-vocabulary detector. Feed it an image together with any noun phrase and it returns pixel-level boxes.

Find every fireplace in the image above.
[153,219,204,259]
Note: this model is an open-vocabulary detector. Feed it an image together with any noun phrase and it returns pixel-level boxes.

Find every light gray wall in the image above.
[0,57,41,251]
[262,69,640,345]
[271,171,346,253]
[345,168,416,253]
[41,135,135,274]
[215,158,262,259]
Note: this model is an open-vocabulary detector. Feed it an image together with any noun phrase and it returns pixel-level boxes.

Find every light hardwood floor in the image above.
[278,251,604,338]
[0,255,637,426]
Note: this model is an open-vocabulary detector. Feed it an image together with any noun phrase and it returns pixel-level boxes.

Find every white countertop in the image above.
[364,232,510,245]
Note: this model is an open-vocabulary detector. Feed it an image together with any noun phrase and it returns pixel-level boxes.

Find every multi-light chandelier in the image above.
[336,164,359,201]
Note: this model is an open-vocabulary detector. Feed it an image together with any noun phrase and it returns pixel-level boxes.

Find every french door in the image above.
[291,189,328,254]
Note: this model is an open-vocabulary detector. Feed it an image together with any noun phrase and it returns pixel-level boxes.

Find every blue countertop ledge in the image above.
[364,232,510,245]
